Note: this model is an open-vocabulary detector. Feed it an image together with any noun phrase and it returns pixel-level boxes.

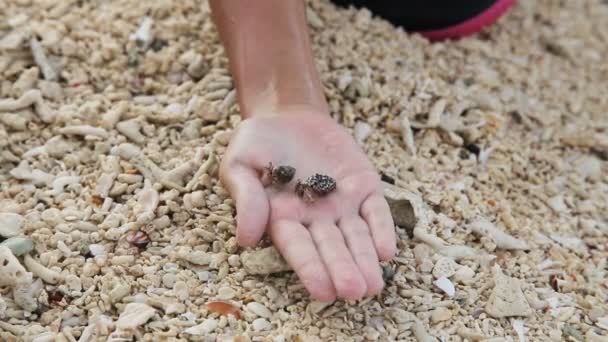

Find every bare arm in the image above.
[209,0,328,118]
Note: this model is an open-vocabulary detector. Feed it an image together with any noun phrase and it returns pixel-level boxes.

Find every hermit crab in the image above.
[295,173,337,204]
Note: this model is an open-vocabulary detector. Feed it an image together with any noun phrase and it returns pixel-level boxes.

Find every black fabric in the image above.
[331,0,499,31]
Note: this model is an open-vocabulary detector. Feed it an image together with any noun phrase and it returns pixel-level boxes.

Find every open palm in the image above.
[220,109,397,301]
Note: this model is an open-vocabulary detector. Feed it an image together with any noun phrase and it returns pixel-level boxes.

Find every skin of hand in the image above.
[210,0,397,301]
[220,108,397,301]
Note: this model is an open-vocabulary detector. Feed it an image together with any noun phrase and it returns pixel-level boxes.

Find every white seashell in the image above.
[217,286,236,300]
[0,212,24,238]
[252,318,271,332]
[246,302,272,319]
[434,276,455,297]
[184,318,218,335]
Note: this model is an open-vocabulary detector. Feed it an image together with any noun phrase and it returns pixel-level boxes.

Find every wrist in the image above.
[242,89,329,119]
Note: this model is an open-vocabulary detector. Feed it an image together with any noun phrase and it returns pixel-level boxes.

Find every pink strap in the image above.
[418,0,516,41]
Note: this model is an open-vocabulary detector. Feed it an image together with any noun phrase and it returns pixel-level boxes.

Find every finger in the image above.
[221,164,269,246]
[338,216,384,296]
[269,220,336,302]
[309,221,367,300]
[360,193,398,260]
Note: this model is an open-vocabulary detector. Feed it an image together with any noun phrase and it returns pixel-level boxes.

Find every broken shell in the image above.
[116,303,156,330]
[252,318,271,332]
[433,276,455,297]
[0,212,24,238]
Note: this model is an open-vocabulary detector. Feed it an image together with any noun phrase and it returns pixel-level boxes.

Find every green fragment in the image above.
[562,324,583,341]
[150,39,168,52]
[79,242,90,256]
[127,49,139,67]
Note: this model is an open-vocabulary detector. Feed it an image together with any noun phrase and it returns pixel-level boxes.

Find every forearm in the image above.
[209,0,328,118]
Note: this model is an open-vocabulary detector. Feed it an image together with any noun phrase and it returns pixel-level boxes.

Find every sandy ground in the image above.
[0,0,607,341]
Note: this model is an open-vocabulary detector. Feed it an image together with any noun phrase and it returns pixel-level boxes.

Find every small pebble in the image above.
[217,286,236,300]
[432,257,457,278]
[0,213,24,238]
[431,307,452,323]
[252,318,271,332]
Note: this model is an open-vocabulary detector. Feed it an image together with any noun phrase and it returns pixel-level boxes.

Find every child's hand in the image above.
[220,108,397,302]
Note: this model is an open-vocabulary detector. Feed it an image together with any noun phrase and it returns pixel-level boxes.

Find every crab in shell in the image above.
[262,162,296,186]
[295,173,337,204]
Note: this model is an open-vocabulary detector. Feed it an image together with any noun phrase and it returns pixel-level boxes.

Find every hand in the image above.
[219,108,397,302]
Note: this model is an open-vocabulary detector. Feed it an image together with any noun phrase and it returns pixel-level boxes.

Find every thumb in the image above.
[220,163,269,246]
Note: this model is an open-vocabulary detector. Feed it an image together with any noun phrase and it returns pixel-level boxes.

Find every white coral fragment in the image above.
[30,37,57,81]
[0,89,55,123]
[116,303,156,330]
[49,175,81,196]
[24,254,63,284]
[485,265,531,318]
[58,125,109,139]
[469,218,529,250]
[9,161,54,186]
[116,118,146,144]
